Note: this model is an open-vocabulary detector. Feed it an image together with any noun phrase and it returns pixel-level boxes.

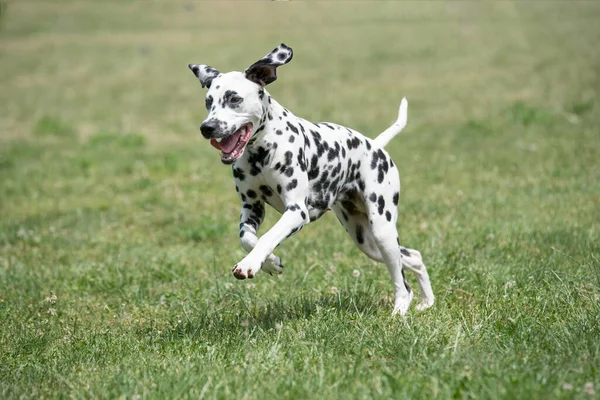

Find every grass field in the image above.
[1,1,599,398]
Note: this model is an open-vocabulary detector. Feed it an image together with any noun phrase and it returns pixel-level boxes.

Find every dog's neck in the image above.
[247,92,295,149]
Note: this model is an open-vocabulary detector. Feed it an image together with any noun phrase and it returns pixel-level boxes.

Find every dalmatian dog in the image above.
[188,44,434,314]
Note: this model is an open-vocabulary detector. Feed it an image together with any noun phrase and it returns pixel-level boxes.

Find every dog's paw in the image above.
[415,297,434,312]
[232,260,259,280]
[391,290,414,316]
[262,255,284,276]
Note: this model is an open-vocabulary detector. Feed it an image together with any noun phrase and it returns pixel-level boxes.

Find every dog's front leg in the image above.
[238,200,283,275]
[233,201,309,279]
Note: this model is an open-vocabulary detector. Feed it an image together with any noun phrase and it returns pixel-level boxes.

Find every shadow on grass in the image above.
[144,288,388,343]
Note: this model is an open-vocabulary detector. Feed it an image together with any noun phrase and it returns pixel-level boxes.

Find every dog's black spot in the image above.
[300,211,306,220]
[308,155,319,180]
[385,211,392,222]
[310,129,321,141]
[297,149,307,172]
[259,185,273,197]
[243,203,253,210]
[401,248,411,257]
[248,146,270,176]
[327,147,339,162]
[377,195,385,215]
[247,189,257,199]
[286,121,299,134]
[371,150,380,170]
[378,169,385,184]
[277,184,282,194]
[303,134,311,149]
[276,129,283,135]
[366,140,371,150]
[313,171,329,193]
[284,151,293,166]
[289,135,295,143]
[341,147,346,158]
[233,167,246,181]
[286,179,298,191]
[346,137,361,150]
[402,269,412,293]
[341,211,348,221]
[223,90,243,109]
[287,204,298,211]
[240,230,245,238]
[358,179,365,191]
[284,167,294,177]
[393,192,399,206]
[331,162,342,178]
[205,95,213,110]
[252,203,264,219]
[369,192,377,202]
[240,193,247,202]
[235,185,239,193]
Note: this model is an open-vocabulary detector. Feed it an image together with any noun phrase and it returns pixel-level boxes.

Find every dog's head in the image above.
[188,43,293,164]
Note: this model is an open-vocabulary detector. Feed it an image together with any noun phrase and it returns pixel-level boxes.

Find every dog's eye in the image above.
[230,95,243,106]
[205,96,213,110]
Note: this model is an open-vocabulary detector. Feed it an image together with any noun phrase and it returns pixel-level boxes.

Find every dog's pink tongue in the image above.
[219,130,241,153]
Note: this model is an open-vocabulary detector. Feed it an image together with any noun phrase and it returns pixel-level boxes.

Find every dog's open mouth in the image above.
[209,123,253,164]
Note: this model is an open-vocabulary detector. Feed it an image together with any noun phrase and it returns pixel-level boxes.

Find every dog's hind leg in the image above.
[399,246,434,311]
[332,201,434,311]
[332,195,412,315]
[239,200,284,275]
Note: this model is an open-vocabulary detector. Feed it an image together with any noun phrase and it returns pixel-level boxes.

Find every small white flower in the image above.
[584,382,595,396]
[504,281,516,290]
[329,286,339,295]
[224,282,234,290]
[353,269,360,278]
[275,323,283,331]
[562,383,573,390]
[45,293,57,304]
[48,308,57,316]
[329,265,336,273]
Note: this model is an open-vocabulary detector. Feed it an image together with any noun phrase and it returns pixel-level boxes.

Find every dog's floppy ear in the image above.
[188,64,220,88]
[244,43,293,87]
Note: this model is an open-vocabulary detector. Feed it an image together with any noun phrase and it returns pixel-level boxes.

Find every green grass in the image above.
[1,1,599,399]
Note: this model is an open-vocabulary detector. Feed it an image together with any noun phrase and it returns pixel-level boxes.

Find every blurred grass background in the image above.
[1,1,599,399]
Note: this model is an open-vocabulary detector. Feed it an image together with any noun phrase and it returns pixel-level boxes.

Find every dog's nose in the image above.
[200,120,219,138]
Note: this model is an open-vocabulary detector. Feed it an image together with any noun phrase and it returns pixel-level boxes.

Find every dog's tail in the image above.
[373,97,408,148]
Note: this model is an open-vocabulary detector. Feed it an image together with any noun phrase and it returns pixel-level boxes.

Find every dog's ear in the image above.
[244,43,293,87]
[188,64,220,88]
